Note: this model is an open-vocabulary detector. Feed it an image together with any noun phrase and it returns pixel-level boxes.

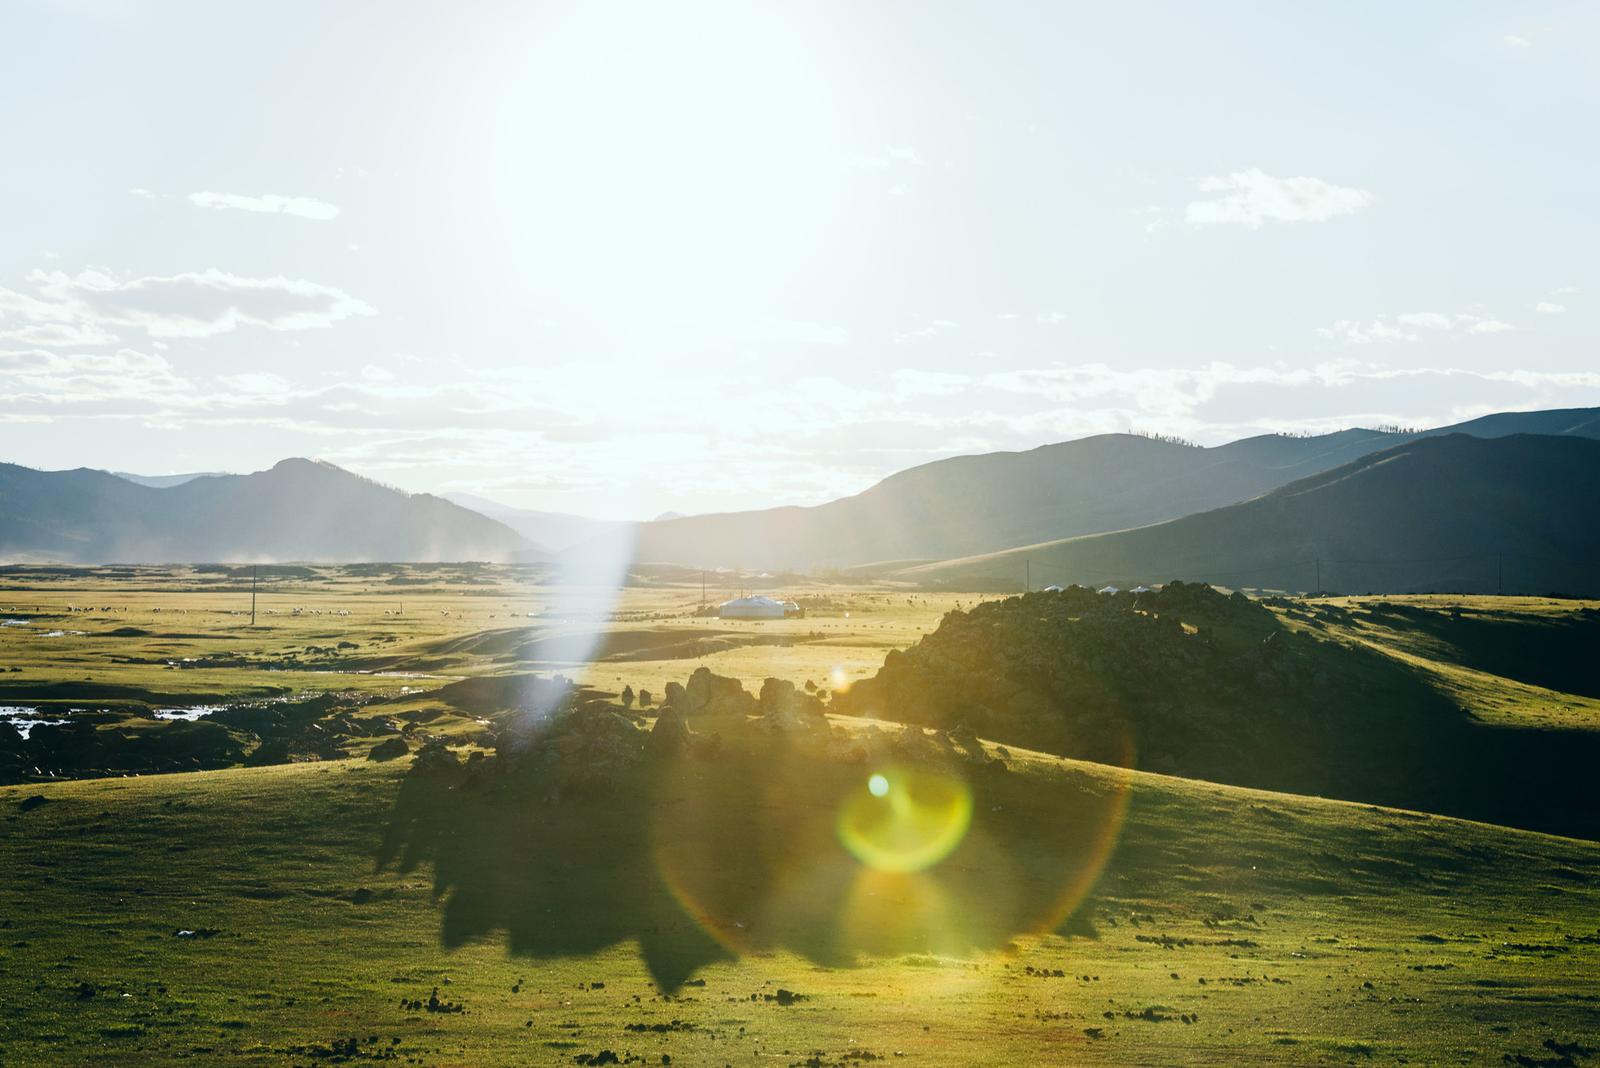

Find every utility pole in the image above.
[701,570,706,606]
[250,565,258,627]
[1315,557,1320,595]
[1498,553,1503,596]
[1025,559,1030,593]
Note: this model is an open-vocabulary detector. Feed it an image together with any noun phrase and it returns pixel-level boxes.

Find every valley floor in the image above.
[3,757,1597,1066]
[1,568,1597,1065]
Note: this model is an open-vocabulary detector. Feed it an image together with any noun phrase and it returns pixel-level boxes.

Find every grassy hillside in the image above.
[3,734,1598,1066]
[595,407,1600,572]
[3,569,1599,1063]
[832,582,1600,839]
[903,434,1600,594]
[0,460,531,564]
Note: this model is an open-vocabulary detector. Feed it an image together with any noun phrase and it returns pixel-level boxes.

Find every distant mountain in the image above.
[598,407,1600,571]
[0,459,532,563]
[441,492,631,554]
[112,471,227,489]
[900,434,1600,595]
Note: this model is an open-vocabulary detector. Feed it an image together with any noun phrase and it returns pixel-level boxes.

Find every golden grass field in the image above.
[2,566,1597,1065]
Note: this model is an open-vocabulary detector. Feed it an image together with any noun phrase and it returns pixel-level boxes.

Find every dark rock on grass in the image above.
[399,987,465,1014]
[19,794,49,813]
[368,736,410,762]
[676,666,757,717]
[575,1052,620,1066]
[411,737,460,775]
[647,707,691,757]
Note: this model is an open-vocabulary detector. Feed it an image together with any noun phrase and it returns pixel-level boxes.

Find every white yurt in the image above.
[718,595,788,620]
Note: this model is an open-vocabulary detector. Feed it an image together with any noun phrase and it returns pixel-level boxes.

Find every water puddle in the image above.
[152,706,227,721]
[1,706,68,739]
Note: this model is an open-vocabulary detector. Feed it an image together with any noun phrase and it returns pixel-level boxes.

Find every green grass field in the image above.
[2,567,1597,1065]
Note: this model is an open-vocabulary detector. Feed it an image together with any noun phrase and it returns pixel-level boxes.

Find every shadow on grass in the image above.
[1365,603,1600,698]
[378,718,1127,991]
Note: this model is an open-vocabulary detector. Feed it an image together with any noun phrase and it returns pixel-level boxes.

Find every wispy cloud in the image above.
[1504,34,1532,48]
[0,267,374,339]
[188,191,341,221]
[1186,168,1373,228]
[893,318,956,344]
[1321,310,1516,344]
[1536,301,1567,314]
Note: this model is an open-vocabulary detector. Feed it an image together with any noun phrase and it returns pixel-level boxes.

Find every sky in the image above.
[2,1,1597,520]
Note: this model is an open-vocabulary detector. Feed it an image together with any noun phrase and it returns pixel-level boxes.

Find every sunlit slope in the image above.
[901,434,1600,593]
[3,733,1598,1066]
[0,459,531,563]
[1275,594,1600,732]
[581,407,1600,572]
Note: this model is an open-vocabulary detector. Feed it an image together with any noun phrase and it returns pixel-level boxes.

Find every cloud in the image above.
[1504,34,1532,48]
[1535,302,1566,314]
[0,267,375,339]
[1186,168,1373,228]
[1132,205,1168,234]
[188,191,341,221]
[0,321,119,347]
[1035,311,1067,325]
[893,319,956,344]
[1321,310,1516,344]
[0,346,190,407]
[7,348,1598,516]
[1395,312,1455,330]
[1318,319,1416,345]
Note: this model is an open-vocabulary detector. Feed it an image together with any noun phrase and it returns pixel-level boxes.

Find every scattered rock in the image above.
[368,736,410,762]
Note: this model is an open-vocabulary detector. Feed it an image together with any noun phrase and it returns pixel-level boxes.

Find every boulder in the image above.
[647,707,691,757]
[679,667,756,717]
[368,736,411,762]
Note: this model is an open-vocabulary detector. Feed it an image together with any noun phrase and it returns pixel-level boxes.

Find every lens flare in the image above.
[830,664,851,692]
[837,765,973,874]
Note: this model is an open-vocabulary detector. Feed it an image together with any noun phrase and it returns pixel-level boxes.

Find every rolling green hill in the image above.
[902,434,1600,594]
[3,725,1597,1065]
[591,407,1600,571]
[832,582,1600,839]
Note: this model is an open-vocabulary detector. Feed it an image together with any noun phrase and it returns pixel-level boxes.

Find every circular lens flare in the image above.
[838,765,973,874]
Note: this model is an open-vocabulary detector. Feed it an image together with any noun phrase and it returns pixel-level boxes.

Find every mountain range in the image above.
[2,406,1597,578]
[589,406,1600,572]
[0,459,529,564]
[440,492,631,554]
[899,433,1600,595]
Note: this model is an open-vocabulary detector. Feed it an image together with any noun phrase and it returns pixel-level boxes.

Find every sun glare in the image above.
[838,764,974,874]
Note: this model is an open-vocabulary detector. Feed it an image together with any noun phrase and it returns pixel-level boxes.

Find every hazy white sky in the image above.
[3,1,1597,519]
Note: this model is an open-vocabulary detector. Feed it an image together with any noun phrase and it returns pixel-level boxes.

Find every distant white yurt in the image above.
[1131,585,1153,594]
[718,595,788,620]
[1098,585,1120,595]
[1042,584,1065,593]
